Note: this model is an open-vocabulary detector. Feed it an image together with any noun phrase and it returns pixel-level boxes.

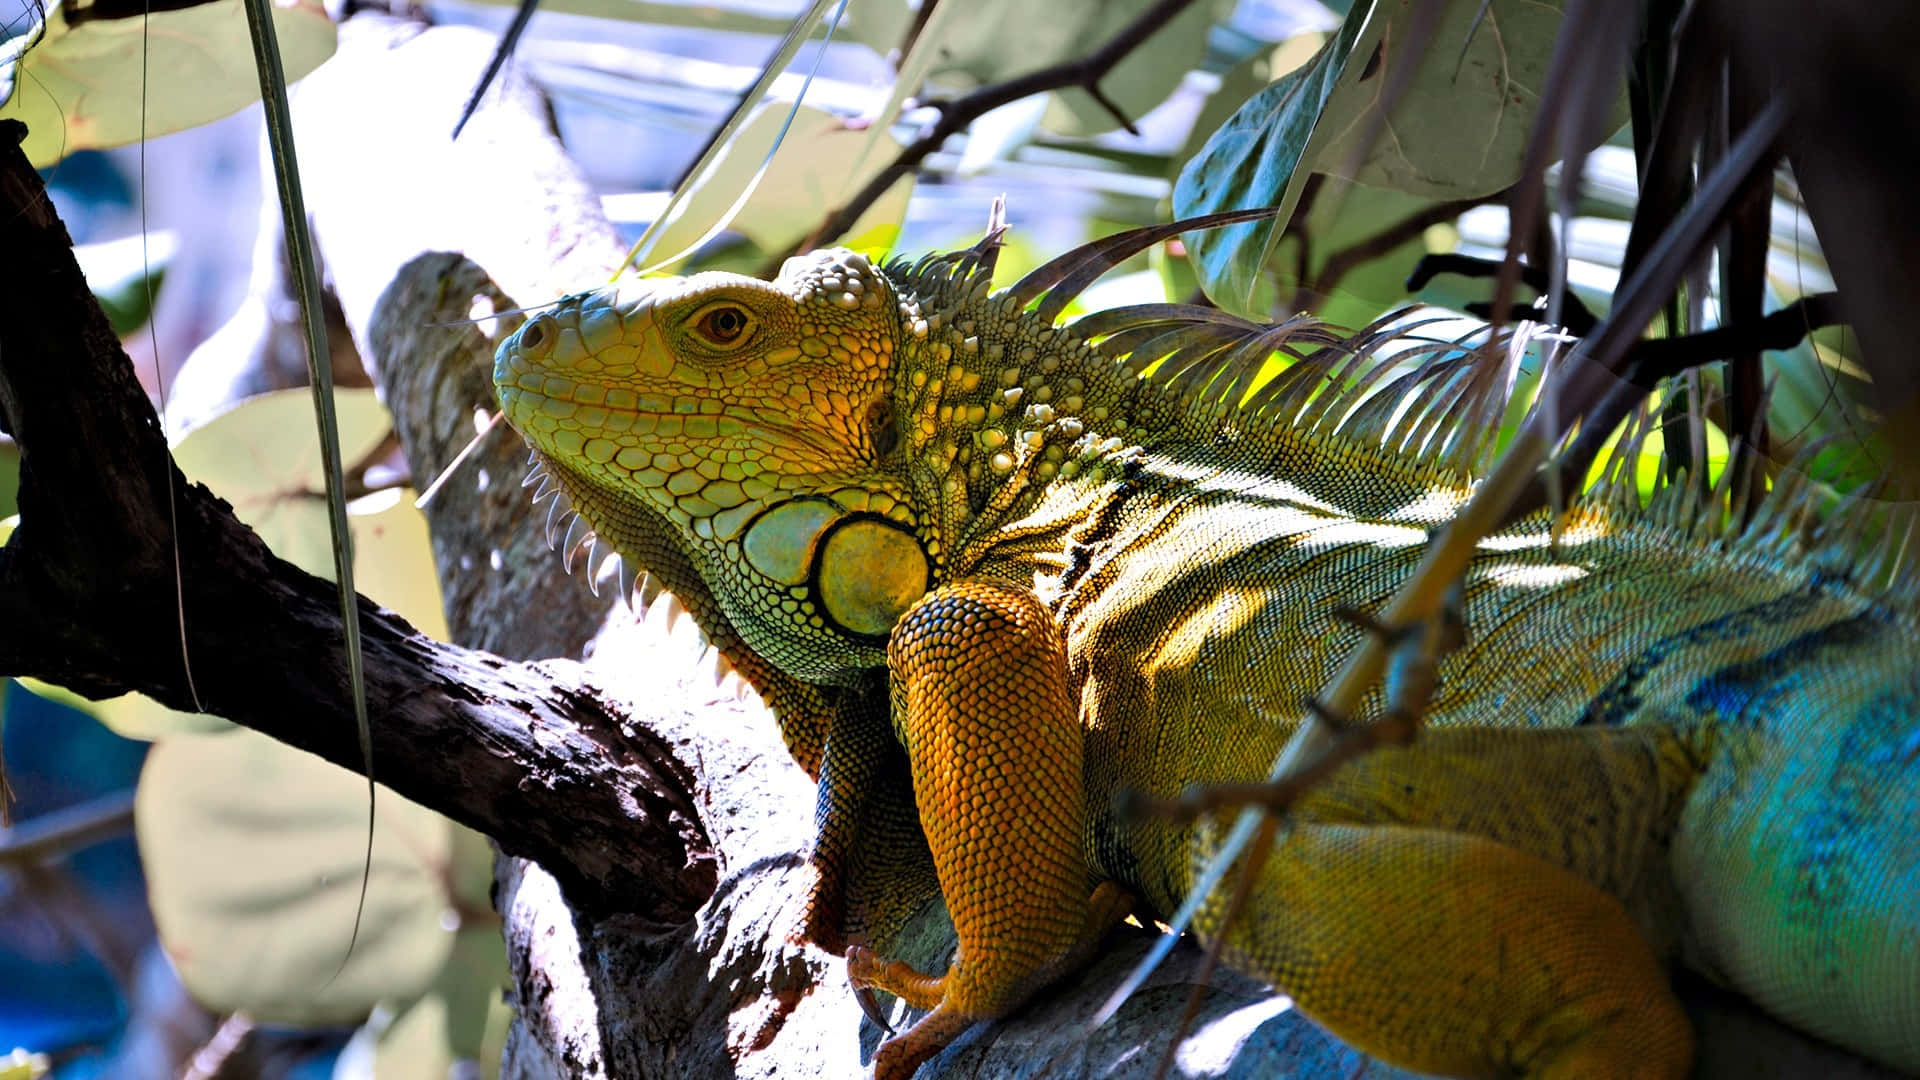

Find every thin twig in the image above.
[1293,191,1497,312]
[0,789,135,866]
[896,0,939,62]
[1405,252,1600,336]
[1123,709,1416,824]
[797,0,1203,251]
[181,1013,256,1080]
[13,862,143,987]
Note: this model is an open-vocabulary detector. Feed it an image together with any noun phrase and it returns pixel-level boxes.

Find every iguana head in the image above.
[494,250,932,680]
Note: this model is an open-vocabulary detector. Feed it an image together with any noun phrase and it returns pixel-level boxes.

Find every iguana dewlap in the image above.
[492,222,1920,1079]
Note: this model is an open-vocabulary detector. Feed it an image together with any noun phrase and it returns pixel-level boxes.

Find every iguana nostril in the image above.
[520,316,551,353]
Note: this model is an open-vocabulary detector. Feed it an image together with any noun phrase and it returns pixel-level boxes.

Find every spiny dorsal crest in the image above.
[864,210,1914,600]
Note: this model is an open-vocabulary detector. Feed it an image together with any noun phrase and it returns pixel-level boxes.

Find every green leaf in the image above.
[361,973,511,1080]
[332,828,508,1080]
[136,728,464,1024]
[623,0,846,272]
[1765,334,1884,491]
[1172,29,1337,174]
[171,389,386,574]
[921,0,1079,84]
[837,0,913,57]
[841,0,962,184]
[1039,0,1231,136]
[0,0,335,167]
[909,0,1227,139]
[1297,179,1447,329]
[1172,5,1380,315]
[1313,0,1625,199]
[73,232,174,337]
[645,101,910,261]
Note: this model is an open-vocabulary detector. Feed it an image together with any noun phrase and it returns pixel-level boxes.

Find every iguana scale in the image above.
[492,215,1919,1079]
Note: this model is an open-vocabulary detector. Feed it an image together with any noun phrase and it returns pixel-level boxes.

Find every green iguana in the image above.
[491,213,1919,1080]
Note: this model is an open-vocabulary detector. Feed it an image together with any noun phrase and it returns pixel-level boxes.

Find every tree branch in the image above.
[0,789,134,867]
[798,0,1203,252]
[1628,291,1843,385]
[0,116,713,925]
[1294,191,1500,314]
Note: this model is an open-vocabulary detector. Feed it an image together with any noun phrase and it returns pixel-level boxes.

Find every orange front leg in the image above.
[857,579,1122,1078]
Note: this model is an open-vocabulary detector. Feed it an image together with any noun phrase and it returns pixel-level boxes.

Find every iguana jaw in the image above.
[493,261,935,680]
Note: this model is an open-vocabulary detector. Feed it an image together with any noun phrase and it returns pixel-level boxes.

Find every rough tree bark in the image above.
[0,11,1899,1080]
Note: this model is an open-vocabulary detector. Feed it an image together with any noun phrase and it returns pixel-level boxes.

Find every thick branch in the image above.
[0,117,712,925]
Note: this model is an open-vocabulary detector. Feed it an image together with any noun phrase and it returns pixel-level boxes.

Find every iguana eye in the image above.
[691,303,754,348]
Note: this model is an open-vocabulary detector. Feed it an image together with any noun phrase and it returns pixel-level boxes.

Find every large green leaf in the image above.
[1172,4,1380,315]
[909,0,1227,138]
[1297,179,1449,329]
[171,388,389,576]
[1313,0,1624,198]
[1040,0,1231,136]
[0,0,335,167]
[645,101,910,261]
[329,827,507,1080]
[137,728,475,1024]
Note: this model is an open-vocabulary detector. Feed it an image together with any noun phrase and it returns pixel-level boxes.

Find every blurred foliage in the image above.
[929,0,1232,136]
[4,387,489,1075]
[66,232,175,338]
[0,0,336,168]
[86,388,448,740]
[648,101,911,264]
[137,728,499,1028]
[0,1049,50,1080]
[0,680,150,1069]
[0,437,16,526]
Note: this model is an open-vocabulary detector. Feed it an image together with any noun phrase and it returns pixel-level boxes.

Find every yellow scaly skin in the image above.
[493,237,1920,1079]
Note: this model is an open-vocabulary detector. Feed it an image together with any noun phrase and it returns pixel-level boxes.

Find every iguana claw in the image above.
[852,981,894,1034]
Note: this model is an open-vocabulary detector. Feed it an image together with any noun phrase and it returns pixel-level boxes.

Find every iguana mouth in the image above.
[499,386,849,475]
[494,296,852,467]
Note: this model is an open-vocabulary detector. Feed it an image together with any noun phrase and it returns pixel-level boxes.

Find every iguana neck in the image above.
[881,263,1192,576]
